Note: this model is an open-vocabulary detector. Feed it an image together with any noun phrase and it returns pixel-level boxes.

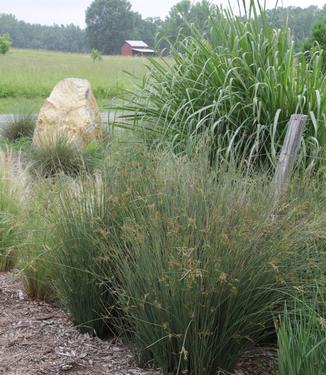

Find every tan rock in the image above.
[33,78,103,148]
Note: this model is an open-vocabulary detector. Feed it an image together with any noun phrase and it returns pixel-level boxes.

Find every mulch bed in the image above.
[0,272,160,375]
[0,271,276,375]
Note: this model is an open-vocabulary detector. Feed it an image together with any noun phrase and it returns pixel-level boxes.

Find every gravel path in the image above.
[0,272,160,375]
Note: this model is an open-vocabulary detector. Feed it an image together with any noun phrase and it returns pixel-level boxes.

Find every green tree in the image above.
[304,15,326,70]
[85,0,135,54]
[0,14,86,53]
[160,0,215,45]
[0,33,11,55]
[264,5,326,44]
[132,14,162,48]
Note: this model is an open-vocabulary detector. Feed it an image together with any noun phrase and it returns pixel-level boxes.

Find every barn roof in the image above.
[125,40,149,48]
[132,48,155,53]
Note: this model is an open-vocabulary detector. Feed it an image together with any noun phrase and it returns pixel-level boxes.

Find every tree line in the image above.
[0,14,86,53]
[0,0,326,55]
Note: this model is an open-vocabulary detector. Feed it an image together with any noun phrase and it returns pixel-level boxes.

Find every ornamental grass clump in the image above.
[48,142,326,372]
[18,180,60,301]
[52,176,120,337]
[119,1,326,168]
[110,155,326,373]
[1,112,36,142]
[0,150,28,271]
[50,143,150,337]
[31,136,96,177]
[109,156,320,374]
[37,139,151,337]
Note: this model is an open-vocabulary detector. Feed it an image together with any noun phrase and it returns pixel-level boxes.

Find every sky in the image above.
[0,0,325,27]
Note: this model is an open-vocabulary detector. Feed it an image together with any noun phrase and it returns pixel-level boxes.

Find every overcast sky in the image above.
[0,0,325,27]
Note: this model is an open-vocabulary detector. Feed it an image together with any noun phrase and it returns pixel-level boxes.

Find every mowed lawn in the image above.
[0,49,148,113]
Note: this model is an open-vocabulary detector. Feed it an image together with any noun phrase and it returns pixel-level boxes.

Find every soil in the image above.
[0,271,276,375]
[234,348,277,375]
[0,272,161,375]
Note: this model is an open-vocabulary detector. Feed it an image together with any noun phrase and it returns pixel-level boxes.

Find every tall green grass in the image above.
[119,1,326,168]
[277,289,326,375]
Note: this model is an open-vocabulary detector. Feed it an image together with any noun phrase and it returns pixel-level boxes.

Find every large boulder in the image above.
[33,78,103,148]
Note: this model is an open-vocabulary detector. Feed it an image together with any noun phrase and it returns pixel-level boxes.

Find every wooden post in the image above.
[272,114,307,194]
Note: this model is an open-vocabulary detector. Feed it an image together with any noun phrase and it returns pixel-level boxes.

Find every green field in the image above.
[0,49,147,113]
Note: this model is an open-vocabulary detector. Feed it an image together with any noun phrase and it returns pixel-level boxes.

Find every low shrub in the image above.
[91,48,103,62]
[0,33,11,55]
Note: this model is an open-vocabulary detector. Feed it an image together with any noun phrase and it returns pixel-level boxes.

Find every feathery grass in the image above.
[18,180,60,301]
[0,150,28,271]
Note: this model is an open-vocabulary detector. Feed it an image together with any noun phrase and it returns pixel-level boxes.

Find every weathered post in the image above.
[272,114,307,195]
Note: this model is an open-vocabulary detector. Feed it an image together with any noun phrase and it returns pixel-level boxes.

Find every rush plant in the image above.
[109,156,321,374]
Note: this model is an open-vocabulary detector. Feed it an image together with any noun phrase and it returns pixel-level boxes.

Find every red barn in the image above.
[121,40,155,56]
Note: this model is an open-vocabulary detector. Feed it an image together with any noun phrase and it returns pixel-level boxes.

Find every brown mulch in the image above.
[234,348,277,375]
[0,272,161,375]
[0,271,277,375]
